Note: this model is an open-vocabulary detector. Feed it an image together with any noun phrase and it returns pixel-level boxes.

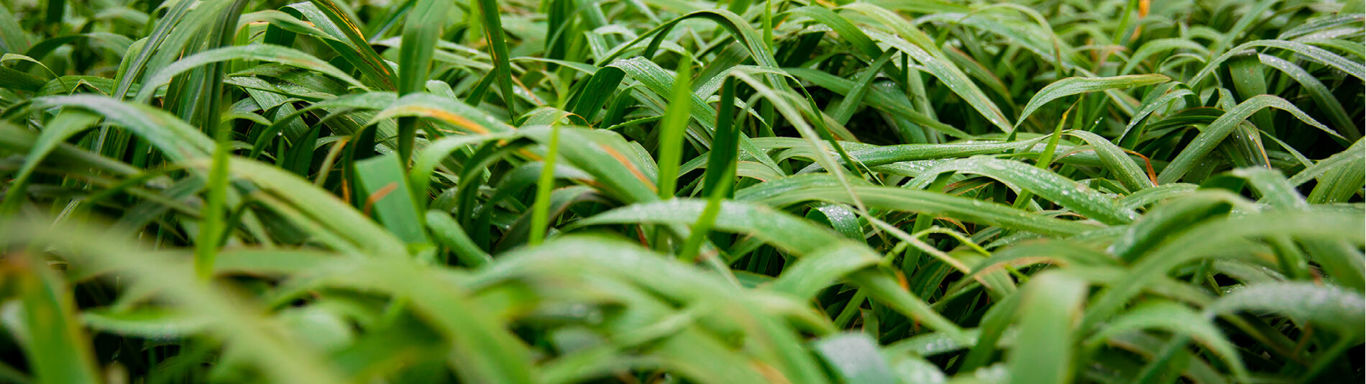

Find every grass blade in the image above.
[1158,95,1337,184]
[1016,74,1169,127]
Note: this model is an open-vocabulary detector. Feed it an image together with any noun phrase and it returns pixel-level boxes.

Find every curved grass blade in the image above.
[574,199,970,341]
[904,157,1138,225]
[846,3,1013,133]
[1289,139,1365,186]
[1016,74,1169,127]
[1191,39,1365,86]
[1206,282,1364,338]
[0,110,101,213]
[1084,208,1365,329]
[134,45,366,102]
[299,0,397,89]
[206,157,407,258]
[31,95,214,160]
[756,184,1100,236]
[1157,95,1338,184]
[1067,130,1154,191]
[1083,300,1247,381]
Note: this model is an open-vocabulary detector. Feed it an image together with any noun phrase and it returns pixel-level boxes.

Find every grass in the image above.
[0,0,1362,383]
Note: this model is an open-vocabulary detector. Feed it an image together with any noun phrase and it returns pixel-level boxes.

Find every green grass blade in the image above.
[32,95,214,160]
[1008,271,1087,384]
[1158,95,1338,184]
[0,110,100,213]
[655,58,694,201]
[134,45,366,102]
[1016,74,1169,127]
[301,0,396,89]
[12,253,103,384]
[1192,39,1366,85]
[812,333,898,384]
[1206,282,1364,338]
[529,122,562,246]
[426,210,493,267]
[1067,130,1154,191]
[355,153,430,246]
[1085,208,1364,329]
[3,219,347,383]
[905,157,1138,224]
[846,3,1013,133]
[0,5,30,53]
[473,0,516,118]
[394,0,451,165]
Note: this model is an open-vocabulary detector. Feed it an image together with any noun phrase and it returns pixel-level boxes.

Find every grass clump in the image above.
[0,0,1363,383]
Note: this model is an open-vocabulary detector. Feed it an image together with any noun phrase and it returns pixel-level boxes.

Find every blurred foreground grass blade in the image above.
[1009,272,1087,384]
[1207,282,1365,338]
[2,219,346,383]
[286,259,537,382]
[1107,191,1239,263]
[813,333,897,384]
[1207,282,1364,381]
[11,252,103,384]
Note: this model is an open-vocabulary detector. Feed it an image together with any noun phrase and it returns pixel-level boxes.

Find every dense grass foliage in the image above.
[0,0,1363,382]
